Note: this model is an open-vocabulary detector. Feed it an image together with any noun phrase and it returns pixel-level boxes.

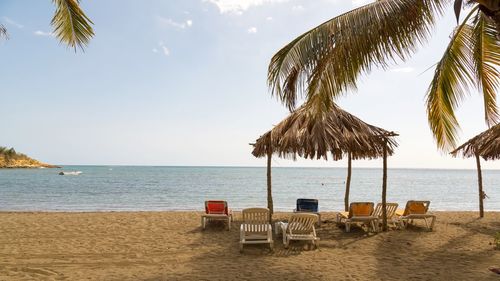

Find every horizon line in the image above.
[51,164,500,171]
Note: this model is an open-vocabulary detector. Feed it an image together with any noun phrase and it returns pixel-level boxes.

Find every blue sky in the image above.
[0,0,498,169]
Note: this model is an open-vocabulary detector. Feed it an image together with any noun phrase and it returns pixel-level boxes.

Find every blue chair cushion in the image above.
[296,198,318,212]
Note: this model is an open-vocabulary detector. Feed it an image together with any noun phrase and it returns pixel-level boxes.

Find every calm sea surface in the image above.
[0,166,498,212]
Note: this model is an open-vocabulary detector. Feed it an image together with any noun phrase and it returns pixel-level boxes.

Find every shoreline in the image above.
[5,164,499,171]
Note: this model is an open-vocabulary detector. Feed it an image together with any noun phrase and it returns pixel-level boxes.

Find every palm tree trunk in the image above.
[344,152,352,212]
[475,154,484,218]
[267,149,273,223]
[381,142,388,231]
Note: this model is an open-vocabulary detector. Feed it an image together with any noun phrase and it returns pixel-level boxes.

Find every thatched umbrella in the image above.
[252,103,398,230]
[451,123,500,218]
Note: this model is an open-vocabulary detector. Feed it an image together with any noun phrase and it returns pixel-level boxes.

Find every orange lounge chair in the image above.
[201,200,233,230]
[396,200,436,231]
[336,202,378,232]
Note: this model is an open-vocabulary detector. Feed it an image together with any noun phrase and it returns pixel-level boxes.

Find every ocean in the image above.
[0,166,498,212]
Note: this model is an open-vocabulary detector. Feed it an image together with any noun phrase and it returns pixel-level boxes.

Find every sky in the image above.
[0,0,498,169]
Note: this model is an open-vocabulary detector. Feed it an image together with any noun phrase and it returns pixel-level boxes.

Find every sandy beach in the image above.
[0,211,499,281]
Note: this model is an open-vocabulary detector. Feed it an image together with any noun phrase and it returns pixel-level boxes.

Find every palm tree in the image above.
[1,0,94,50]
[0,24,8,39]
[268,0,499,151]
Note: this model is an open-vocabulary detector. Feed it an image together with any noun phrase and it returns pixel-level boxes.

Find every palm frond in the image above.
[268,0,448,111]
[426,8,478,150]
[471,11,500,127]
[0,24,8,40]
[51,0,94,51]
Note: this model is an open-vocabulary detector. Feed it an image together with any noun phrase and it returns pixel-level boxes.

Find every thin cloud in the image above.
[390,67,415,73]
[292,5,304,11]
[2,17,23,29]
[204,0,289,14]
[266,16,273,21]
[247,27,257,34]
[157,16,193,29]
[154,42,170,57]
[34,30,54,37]
[161,45,170,56]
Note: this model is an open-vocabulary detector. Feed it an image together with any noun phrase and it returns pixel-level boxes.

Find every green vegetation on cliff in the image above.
[0,147,58,168]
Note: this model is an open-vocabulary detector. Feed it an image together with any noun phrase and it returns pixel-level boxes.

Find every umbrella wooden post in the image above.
[251,105,399,227]
[475,154,484,218]
[344,152,352,212]
[382,142,388,231]
[266,149,274,223]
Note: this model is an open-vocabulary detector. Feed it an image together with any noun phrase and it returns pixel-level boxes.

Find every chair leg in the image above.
[346,222,351,232]
[284,236,290,249]
[239,243,243,253]
[401,219,408,229]
[201,217,205,230]
[227,218,231,231]
[423,218,429,230]
[314,239,319,249]
[429,216,436,231]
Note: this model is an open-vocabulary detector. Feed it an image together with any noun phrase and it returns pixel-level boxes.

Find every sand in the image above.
[0,211,499,281]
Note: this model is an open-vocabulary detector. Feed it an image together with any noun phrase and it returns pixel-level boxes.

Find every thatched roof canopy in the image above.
[252,103,398,160]
[451,123,500,160]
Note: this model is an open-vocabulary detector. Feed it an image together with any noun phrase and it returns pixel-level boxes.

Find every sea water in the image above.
[0,166,498,212]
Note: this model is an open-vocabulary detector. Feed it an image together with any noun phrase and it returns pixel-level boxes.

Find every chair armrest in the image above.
[338,211,349,219]
[240,224,245,239]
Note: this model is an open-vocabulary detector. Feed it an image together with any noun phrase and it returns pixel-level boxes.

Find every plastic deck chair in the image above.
[294,198,321,226]
[396,200,436,231]
[281,213,319,249]
[373,203,400,228]
[239,208,273,252]
[201,200,233,230]
[336,202,378,232]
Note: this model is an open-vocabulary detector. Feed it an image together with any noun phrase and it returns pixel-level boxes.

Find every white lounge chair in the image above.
[239,208,273,252]
[396,200,436,231]
[336,202,378,232]
[280,213,319,249]
[373,202,401,228]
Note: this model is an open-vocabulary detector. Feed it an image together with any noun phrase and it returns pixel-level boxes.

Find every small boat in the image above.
[58,171,82,176]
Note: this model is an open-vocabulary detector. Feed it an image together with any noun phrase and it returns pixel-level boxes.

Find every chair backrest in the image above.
[242,208,269,224]
[348,202,374,218]
[205,200,228,215]
[373,203,399,218]
[403,200,430,216]
[296,198,319,212]
[287,213,318,234]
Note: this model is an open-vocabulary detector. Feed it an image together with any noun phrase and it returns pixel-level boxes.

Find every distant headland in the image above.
[0,147,60,169]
